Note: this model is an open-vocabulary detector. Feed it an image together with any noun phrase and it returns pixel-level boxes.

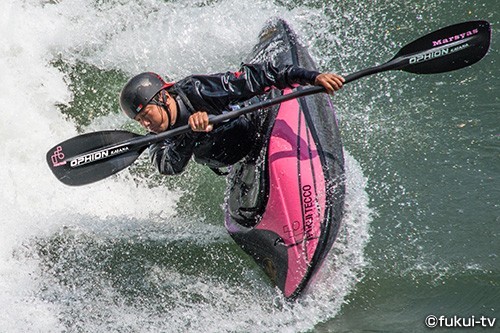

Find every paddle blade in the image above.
[46,130,144,186]
[393,20,491,74]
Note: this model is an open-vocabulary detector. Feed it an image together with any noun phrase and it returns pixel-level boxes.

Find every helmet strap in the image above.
[150,90,171,130]
[161,90,171,127]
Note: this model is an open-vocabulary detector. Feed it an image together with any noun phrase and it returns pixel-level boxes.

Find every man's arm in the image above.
[181,63,344,133]
[236,62,343,93]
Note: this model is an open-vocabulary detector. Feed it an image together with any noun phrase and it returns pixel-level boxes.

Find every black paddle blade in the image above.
[46,130,144,186]
[395,20,491,74]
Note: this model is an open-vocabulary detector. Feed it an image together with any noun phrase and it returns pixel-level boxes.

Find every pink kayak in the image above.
[225,19,345,300]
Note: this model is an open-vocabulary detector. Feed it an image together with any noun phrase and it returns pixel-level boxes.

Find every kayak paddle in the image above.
[47,20,491,186]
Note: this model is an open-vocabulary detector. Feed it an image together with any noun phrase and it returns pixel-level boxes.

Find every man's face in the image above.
[134,93,172,133]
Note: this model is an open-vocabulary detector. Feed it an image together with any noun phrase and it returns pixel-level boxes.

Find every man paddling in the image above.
[119,62,344,175]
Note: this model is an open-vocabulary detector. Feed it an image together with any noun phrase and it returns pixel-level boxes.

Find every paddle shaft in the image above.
[61,45,474,164]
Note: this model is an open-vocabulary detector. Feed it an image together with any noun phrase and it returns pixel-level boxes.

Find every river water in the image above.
[0,0,498,332]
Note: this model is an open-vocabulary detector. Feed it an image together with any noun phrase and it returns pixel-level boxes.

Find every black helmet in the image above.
[119,72,170,119]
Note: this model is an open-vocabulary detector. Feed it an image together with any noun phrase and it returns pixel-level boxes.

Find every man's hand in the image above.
[189,111,213,132]
[314,73,345,95]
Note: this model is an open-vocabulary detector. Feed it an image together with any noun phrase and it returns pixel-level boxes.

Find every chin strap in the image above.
[149,90,171,128]
[161,90,172,128]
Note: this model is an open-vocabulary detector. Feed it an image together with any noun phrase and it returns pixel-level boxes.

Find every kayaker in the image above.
[119,62,344,175]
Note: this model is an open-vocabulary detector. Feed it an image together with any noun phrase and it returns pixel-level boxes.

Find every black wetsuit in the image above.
[149,62,319,175]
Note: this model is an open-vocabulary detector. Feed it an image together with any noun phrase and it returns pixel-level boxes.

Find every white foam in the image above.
[0,0,178,330]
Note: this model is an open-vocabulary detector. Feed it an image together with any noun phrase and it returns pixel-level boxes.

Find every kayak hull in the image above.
[225,19,345,299]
